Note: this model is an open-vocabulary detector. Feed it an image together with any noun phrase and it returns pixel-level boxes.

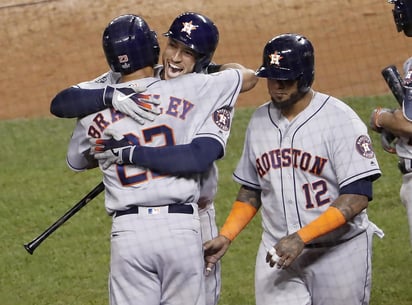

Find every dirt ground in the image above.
[2,0,412,120]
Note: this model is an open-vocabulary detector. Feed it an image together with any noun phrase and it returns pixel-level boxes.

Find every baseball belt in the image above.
[114,204,194,217]
[398,158,412,174]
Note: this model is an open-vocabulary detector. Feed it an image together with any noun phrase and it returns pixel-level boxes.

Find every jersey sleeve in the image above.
[50,71,119,118]
[232,116,262,189]
[331,110,381,187]
[194,69,243,156]
[66,120,93,171]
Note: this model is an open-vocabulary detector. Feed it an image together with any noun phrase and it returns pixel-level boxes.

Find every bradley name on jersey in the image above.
[87,93,196,139]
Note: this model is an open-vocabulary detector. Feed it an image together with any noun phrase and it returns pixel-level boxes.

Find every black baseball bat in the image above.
[381,65,405,106]
[23,181,105,255]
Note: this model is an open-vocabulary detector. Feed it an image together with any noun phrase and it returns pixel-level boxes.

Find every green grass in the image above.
[1,95,411,305]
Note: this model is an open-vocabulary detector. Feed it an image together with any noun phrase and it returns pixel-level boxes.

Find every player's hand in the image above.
[90,129,135,170]
[269,233,305,269]
[203,235,231,276]
[206,62,222,74]
[380,129,397,154]
[369,107,394,133]
[265,246,281,268]
[103,85,161,124]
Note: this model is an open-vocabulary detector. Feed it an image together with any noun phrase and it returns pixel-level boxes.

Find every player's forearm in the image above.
[379,109,412,137]
[297,194,368,244]
[130,137,223,175]
[50,88,106,118]
[219,185,261,241]
[212,63,257,93]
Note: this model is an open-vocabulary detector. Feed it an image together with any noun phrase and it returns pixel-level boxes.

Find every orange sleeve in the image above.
[219,201,258,241]
[297,206,346,243]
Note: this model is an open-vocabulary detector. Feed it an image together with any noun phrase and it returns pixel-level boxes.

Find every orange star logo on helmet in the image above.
[269,51,283,66]
[180,21,199,35]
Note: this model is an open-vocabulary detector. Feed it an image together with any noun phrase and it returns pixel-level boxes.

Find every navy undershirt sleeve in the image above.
[130,137,224,175]
[50,88,106,118]
[340,177,373,201]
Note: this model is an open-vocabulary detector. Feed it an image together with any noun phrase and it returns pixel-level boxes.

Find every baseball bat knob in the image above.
[23,243,35,255]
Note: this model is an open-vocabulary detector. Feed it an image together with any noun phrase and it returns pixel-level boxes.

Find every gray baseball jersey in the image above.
[233,92,383,305]
[69,69,222,305]
[66,69,242,305]
[234,92,381,245]
[67,70,240,213]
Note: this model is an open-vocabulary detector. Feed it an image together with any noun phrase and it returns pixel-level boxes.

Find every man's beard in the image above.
[271,91,306,110]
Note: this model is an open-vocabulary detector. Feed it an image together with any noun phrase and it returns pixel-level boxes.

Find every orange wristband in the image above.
[219,201,258,241]
[297,206,346,244]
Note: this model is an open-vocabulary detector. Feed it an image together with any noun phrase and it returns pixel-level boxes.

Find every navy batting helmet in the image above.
[164,12,219,72]
[256,33,315,93]
[390,0,412,37]
[102,14,160,75]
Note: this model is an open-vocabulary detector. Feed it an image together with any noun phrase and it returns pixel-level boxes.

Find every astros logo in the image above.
[213,107,232,131]
[355,135,375,159]
[269,51,283,66]
[181,21,198,35]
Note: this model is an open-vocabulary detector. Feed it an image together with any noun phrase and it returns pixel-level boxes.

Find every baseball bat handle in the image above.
[23,181,105,255]
[381,65,405,106]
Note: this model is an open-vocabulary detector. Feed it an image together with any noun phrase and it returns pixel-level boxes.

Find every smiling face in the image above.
[161,38,198,80]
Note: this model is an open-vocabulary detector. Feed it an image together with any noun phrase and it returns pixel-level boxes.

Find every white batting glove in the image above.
[103,85,161,125]
[90,129,136,170]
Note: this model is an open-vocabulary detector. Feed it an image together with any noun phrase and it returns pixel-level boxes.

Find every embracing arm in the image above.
[51,85,160,123]
[50,87,105,118]
[130,137,223,175]
[226,63,257,93]
[93,135,224,175]
[208,62,258,93]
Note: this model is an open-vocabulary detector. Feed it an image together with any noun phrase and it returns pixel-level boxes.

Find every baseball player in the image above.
[370,57,412,247]
[51,12,256,305]
[59,14,257,305]
[389,0,412,37]
[91,13,252,305]
[50,14,162,124]
[203,33,384,305]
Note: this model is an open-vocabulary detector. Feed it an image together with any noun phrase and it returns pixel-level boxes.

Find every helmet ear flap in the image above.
[149,30,160,65]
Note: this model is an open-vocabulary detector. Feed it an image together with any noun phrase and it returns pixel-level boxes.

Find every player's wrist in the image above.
[374,107,384,128]
[103,85,115,106]
[120,145,136,164]
[296,206,346,244]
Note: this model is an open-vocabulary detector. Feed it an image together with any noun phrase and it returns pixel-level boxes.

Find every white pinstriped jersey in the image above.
[64,70,120,170]
[67,69,242,214]
[155,66,219,209]
[233,92,381,245]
